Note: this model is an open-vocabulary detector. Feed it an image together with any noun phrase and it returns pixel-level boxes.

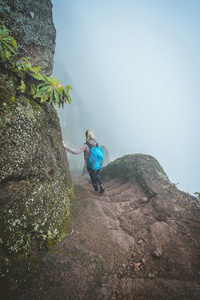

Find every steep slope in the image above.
[11,155,200,300]
[1,1,199,299]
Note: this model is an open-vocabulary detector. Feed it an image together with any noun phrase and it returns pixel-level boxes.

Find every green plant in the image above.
[34,75,72,108]
[13,57,42,78]
[14,57,72,108]
[194,192,200,200]
[0,25,72,108]
[13,58,43,100]
[13,57,43,96]
[0,24,17,62]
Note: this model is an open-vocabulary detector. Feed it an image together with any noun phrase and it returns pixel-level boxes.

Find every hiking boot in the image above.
[93,185,98,191]
[100,184,104,193]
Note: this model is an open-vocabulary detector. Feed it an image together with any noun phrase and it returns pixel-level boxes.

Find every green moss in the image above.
[95,259,104,288]
[102,154,168,197]
[27,98,42,112]
[0,93,74,278]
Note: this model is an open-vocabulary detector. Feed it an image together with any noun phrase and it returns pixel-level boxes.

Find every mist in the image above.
[51,0,200,195]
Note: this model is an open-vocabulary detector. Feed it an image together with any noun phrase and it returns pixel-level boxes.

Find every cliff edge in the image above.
[0,0,73,295]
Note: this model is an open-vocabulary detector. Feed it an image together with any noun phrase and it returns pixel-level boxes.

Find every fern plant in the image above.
[15,61,72,107]
[0,25,72,107]
[34,75,72,107]
[14,59,72,107]
[13,57,42,78]
[0,24,17,62]
[13,58,42,97]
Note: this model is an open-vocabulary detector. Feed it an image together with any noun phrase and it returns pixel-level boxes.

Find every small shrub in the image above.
[0,24,17,62]
[0,25,72,107]
[34,75,72,108]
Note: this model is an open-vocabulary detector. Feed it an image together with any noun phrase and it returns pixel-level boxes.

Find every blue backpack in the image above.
[86,142,104,170]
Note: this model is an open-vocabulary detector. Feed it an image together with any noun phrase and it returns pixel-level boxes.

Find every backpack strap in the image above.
[86,142,98,148]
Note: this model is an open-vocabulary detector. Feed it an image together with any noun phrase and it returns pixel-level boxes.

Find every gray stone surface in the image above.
[0,0,73,285]
[0,0,56,75]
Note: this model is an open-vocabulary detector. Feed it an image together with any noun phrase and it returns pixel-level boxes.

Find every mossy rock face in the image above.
[0,72,18,104]
[0,93,73,277]
[0,0,56,75]
[0,0,74,291]
[101,154,169,198]
[101,154,200,220]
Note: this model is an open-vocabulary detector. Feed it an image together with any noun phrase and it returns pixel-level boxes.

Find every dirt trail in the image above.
[10,172,200,300]
[64,174,145,269]
[53,174,148,299]
[51,173,200,300]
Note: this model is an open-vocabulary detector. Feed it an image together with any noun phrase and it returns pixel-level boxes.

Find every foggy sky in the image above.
[52,0,200,194]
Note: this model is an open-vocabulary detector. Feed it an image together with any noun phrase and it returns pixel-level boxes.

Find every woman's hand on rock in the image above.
[62,140,66,148]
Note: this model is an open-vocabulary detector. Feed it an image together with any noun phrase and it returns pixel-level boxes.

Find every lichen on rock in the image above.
[101,154,169,197]
[101,154,200,219]
[0,0,75,296]
[0,86,73,278]
[0,0,56,75]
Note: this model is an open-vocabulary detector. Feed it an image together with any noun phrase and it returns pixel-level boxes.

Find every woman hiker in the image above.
[63,129,105,193]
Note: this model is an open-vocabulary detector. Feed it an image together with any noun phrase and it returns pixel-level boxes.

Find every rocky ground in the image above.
[2,155,200,300]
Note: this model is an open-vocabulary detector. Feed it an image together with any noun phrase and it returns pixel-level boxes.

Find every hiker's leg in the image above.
[95,170,103,185]
[87,167,98,191]
[95,170,104,193]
